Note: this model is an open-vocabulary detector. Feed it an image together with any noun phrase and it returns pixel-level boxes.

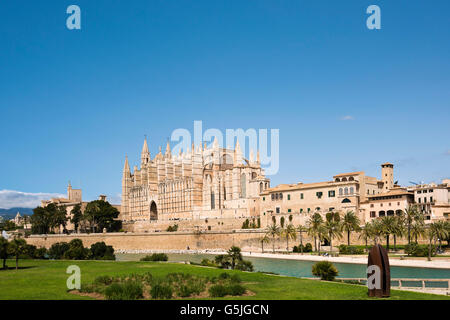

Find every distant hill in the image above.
[0,207,34,220]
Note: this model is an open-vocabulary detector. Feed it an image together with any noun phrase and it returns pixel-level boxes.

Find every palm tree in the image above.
[8,238,27,270]
[259,235,270,253]
[342,210,361,246]
[392,215,405,252]
[227,246,242,269]
[432,221,449,252]
[307,213,323,253]
[379,216,395,251]
[359,222,373,252]
[370,219,383,245]
[266,223,281,253]
[425,223,439,261]
[324,212,342,254]
[283,224,297,252]
[411,221,425,244]
[297,224,307,254]
[404,204,419,244]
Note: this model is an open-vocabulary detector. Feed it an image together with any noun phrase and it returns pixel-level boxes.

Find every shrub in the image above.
[219,272,231,280]
[312,261,339,281]
[304,243,313,252]
[166,224,178,232]
[338,245,364,255]
[227,284,246,296]
[236,259,254,272]
[90,242,115,260]
[150,283,173,299]
[209,284,228,297]
[104,281,143,300]
[48,242,70,259]
[140,253,168,261]
[405,243,436,257]
[230,274,241,283]
[94,275,114,286]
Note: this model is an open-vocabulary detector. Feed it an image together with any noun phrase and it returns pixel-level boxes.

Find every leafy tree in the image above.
[0,237,9,269]
[0,220,17,231]
[48,242,70,259]
[312,261,338,281]
[214,254,231,269]
[83,200,120,233]
[64,239,89,260]
[266,223,281,253]
[53,205,69,234]
[71,204,83,233]
[342,210,360,246]
[8,238,27,270]
[90,241,115,260]
[31,206,51,234]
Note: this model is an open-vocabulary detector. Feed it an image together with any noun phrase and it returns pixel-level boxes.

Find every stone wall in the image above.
[26,230,421,252]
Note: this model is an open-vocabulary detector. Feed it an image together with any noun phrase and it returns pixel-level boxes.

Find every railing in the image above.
[331,278,450,290]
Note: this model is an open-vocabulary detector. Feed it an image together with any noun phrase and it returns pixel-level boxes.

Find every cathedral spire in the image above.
[123,155,130,173]
[165,140,171,158]
[213,136,219,150]
[234,139,243,165]
[141,137,150,165]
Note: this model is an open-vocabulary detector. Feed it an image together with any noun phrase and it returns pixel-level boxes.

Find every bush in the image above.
[236,260,254,272]
[338,245,364,255]
[312,261,339,281]
[219,272,231,280]
[405,243,436,257]
[166,224,178,232]
[294,243,313,252]
[140,253,168,261]
[48,242,70,259]
[94,275,114,286]
[304,243,313,252]
[227,284,246,296]
[230,274,241,283]
[104,281,143,300]
[150,282,173,299]
[90,242,115,260]
[209,284,229,297]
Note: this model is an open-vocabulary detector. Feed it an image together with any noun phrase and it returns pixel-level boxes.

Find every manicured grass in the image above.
[0,259,448,300]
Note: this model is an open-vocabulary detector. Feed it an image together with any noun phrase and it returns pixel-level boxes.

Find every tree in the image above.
[404,204,419,244]
[379,216,395,251]
[307,213,324,253]
[342,210,361,246]
[359,222,372,251]
[411,220,425,244]
[324,212,342,254]
[53,205,68,234]
[71,204,83,233]
[425,224,439,261]
[259,235,270,253]
[0,237,9,269]
[297,224,307,254]
[8,238,27,270]
[432,221,449,252]
[227,246,242,269]
[283,224,297,252]
[392,215,405,251]
[83,200,120,233]
[266,223,281,253]
[370,219,383,245]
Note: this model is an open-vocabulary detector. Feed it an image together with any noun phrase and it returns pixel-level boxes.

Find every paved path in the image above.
[240,252,450,269]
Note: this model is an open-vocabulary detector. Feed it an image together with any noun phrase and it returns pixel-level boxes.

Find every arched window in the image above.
[279,193,283,200]
[379,211,386,217]
[223,186,227,200]
[349,177,354,181]
[240,173,246,198]
[211,189,215,209]
[341,198,351,203]
[335,178,340,182]
[342,177,347,182]
[350,187,354,194]
[339,188,343,196]
[344,187,349,195]
[259,182,263,194]
[252,172,257,180]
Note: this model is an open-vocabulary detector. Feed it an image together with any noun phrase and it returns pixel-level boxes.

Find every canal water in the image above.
[116,253,450,280]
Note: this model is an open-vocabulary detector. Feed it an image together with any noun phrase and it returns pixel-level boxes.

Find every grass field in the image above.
[0,259,448,300]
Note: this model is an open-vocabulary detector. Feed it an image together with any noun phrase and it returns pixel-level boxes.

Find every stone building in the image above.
[259,163,395,227]
[121,138,270,232]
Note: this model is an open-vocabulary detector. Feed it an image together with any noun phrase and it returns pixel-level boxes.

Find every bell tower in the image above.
[381,162,394,191]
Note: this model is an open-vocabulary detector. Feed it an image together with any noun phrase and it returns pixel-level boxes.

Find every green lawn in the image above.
[0,259,448,300]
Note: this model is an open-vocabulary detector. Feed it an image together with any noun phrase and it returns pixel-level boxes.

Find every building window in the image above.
[424,197,427,203]
[300,193,304,199]
[349,187,354,194]
[430,196,433,203]
[271,194,275,200]
[370,211,376,218]
[328,190,335,197]
[287,194,291,200]
[276,207,280,214]
[329,207,335,211]
[418,198,421,203]
[288,209,291,213]
[263,197,265,201]
[307,208,311,213]
[316,192,323,199]
[300,208,303,213]
[370,204,374,208]
[280,193,283,200]
[339,188,343,196]
[240,173,246,198]
[344,187,349,195]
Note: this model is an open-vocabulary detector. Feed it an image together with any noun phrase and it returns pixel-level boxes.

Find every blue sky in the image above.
[0,1,449,208]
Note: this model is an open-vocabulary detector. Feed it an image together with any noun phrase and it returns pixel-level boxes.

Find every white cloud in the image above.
[340,115,355,121]
[0,190,65,209]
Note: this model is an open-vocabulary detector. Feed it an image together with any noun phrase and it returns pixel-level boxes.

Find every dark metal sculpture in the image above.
[367,244,390,297]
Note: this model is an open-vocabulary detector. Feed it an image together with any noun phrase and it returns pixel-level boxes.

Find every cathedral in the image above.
[121,138,270,231]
